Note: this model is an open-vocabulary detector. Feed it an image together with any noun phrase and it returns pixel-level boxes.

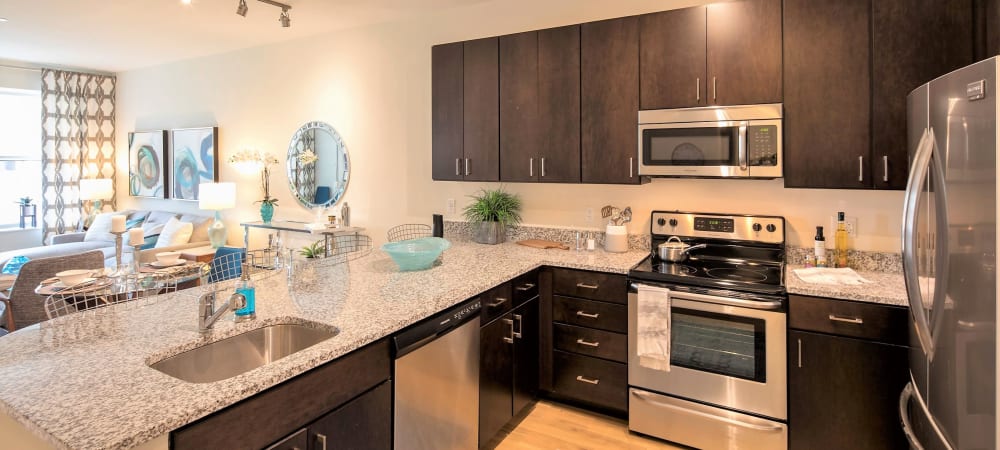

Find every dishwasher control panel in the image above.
[443,300,481,326]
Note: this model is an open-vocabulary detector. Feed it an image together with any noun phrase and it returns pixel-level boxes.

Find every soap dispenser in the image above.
[235,262,256,322]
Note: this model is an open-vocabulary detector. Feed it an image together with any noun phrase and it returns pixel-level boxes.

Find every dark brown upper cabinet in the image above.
[639,0,781,110]
[499,26,581,183]
[582,17,641,184]
[784,0,973,189]
[463,37,501,182]
[431,42,464,181]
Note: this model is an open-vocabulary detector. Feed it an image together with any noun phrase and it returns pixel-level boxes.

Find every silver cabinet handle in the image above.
[883,155,889,182]
[515,283,536,291]
[629,157,634,178]
[696,77,700,101]
[576,282,599,289]
[828,314,864,325]
[576,311,599,319]
[858,156,864,182]
[529,157,534,177]
[513,313,523,338]
[712,77,717,101]
[455,158,460,176]
[797,338,802,368]
[576,375,600,385]
[487,297,507,308]
[465,158,470,176]
[541,157,546,177]
[576,338,599,347]
[316,433,327,450]
[503,318,514,343]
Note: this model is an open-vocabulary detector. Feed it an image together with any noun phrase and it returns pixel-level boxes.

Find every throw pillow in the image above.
[1,256,29,275]
[141,235,159,250]
[84,212,127,243]
[126,217,145,230]
[154,217,194,248]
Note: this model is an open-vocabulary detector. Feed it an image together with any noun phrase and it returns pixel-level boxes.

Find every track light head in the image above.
[236,0,248,17]
[279,9,290,27]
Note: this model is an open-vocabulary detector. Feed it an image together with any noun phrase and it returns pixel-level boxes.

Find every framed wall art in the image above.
[169,127,219,201]
[128,130,168,198]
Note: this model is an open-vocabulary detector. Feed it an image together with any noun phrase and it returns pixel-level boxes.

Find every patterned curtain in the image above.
[40,69,116,243]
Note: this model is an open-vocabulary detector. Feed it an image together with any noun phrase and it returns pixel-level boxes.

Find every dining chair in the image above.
[207,247,246,284]
[0,250,104,331]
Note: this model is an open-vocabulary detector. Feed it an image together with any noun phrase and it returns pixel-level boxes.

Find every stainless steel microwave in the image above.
[638,103,783,178]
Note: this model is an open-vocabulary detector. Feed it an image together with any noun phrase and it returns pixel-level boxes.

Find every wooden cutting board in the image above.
[516,239,570,250]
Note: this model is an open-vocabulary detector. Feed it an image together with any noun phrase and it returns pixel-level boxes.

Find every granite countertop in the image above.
[785,265,908,307]
[0,241,647,450]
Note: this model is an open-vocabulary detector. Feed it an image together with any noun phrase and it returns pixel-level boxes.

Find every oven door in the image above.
[627,284,787,421]
[638,120,748,177]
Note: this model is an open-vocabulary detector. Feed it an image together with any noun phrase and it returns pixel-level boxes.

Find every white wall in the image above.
[116,0,904,252]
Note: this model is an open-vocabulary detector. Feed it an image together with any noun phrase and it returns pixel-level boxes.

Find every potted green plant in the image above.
[299,240,326,258]
[463,187,522,245]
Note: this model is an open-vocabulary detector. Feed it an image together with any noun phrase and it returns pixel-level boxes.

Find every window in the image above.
[0,88,42,228]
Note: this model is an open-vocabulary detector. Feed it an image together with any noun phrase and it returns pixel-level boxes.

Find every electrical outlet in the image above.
[829,215,859,238]
[585,208,594,223]
[446,198,456,214]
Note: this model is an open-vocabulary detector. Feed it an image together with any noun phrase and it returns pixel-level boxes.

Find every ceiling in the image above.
[0,0,490,73]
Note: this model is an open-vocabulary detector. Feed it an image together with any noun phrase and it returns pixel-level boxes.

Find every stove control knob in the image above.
[657,218,666,227]
[669,219,678,227]
[752,223,762,232]
[766,224,777,233]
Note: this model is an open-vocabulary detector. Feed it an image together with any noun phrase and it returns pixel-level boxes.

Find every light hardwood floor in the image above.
[495,401,686,450]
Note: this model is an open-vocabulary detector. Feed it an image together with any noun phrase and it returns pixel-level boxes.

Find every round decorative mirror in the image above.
[286,121,350,209]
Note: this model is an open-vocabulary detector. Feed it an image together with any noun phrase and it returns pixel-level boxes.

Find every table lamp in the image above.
[79,178,113,227]
[199,182,236,248]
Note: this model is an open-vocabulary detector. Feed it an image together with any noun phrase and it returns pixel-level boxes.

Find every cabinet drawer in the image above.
[552,295,626,333]
[789,295,908,346]
[552,350,627,413]
[554,323,627,363]
[511,270,539,307]
[481,282,513,324]
[552,268,626,304]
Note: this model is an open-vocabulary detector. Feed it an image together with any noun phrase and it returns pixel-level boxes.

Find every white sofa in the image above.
[0,210,213,269]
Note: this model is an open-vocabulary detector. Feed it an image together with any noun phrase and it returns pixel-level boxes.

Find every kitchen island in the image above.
[0,241,647,450]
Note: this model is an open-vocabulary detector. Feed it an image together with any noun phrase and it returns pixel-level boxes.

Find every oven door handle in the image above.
[630,391,784,432]
[630,283,783,310]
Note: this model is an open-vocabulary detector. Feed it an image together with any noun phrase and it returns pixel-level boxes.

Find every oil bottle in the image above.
[835,211,849,268]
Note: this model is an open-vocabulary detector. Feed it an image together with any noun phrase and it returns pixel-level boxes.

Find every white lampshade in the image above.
[199,182,236,211]
[79,178,113,201]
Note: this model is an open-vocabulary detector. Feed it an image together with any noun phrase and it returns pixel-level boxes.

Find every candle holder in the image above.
[131,244,143,276]
[110,230,126,275]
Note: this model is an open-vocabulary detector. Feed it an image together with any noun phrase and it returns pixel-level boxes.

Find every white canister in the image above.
[604,225,629,253]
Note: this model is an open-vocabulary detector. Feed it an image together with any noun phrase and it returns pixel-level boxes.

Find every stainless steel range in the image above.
[627,211,788,449]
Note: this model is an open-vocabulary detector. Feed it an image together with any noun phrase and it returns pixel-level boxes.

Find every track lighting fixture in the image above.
[234,0,291,27]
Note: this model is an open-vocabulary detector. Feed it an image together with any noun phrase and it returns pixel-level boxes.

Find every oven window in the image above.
[643,127,740,166]
[671,308,766,382]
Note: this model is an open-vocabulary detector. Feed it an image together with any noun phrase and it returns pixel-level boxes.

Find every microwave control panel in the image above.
[748,125,778,166]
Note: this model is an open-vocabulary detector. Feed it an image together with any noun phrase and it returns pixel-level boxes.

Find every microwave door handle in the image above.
[738,122,748,171]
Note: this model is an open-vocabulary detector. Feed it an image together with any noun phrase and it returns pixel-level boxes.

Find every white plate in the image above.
[150,260,186,268]
[52,278,96,289]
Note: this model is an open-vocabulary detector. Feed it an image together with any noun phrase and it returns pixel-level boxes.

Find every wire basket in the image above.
[386,224,432,242]
[299,233,373,269]
[44,270,189,321]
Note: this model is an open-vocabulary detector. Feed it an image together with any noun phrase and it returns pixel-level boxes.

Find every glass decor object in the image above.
[381,237,450,271]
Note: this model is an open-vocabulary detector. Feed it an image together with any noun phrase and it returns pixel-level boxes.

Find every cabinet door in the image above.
[431,43,464,181]
[307,381,391,450]
[479,315,514,448]
[872,0,973,190]
[783,0,871,188]
[788,331,909,450]
[538,25,582,183]
[512,297,539,417]
[463,37,500,182]
[706,0,782,106]
[581,17,640,184]
[639,7,707,109]
[500,31,539,183]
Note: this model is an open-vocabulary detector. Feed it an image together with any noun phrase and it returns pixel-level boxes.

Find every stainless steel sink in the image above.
[150,323,338,383]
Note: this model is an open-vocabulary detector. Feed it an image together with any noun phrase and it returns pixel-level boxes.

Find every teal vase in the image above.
[260,202,274,223]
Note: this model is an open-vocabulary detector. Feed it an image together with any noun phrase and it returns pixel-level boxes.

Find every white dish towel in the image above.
[636,284,672,372]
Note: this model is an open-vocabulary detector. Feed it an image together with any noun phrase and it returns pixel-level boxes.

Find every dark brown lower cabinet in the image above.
[304,382,392,450]
[480,297,540,448]
[788,330,909,450]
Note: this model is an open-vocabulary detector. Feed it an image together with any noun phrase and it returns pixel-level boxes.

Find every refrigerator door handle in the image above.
[927,131,950,351]
[899,380,956,450]
[899,383,925,450]
[902,128,936,359]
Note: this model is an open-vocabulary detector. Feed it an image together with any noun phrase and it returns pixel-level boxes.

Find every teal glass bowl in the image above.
[381,237,450,271]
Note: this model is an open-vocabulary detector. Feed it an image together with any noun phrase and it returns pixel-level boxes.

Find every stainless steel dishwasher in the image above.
[393,297,481,450]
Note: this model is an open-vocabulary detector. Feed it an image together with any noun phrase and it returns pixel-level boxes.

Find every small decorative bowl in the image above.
[381,237,450,271]
[55,269,91,286]
[155,251,182,265]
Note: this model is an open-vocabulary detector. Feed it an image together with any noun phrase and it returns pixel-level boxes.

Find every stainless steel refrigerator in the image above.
[902,56,998,450]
